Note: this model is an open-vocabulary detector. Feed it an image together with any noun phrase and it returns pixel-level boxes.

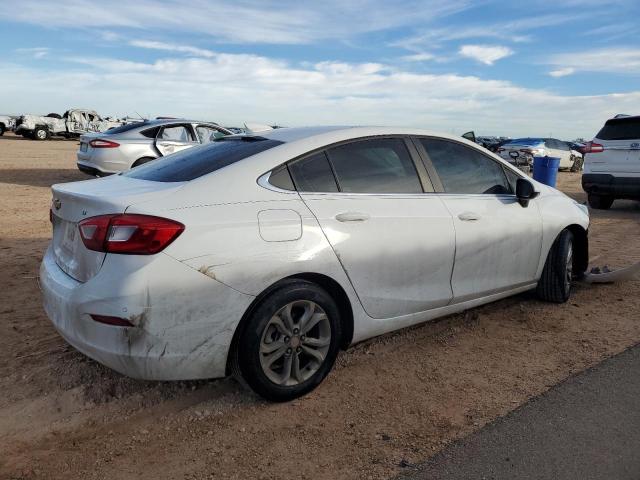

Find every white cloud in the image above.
[400,53,436,62]
[129,40,216,58]
[15,47,50,59]
[392,13,583,52]
[0,0,471,44]
[549,67,575,77]
[0,52,637,138]
[547,48,640,75]
[459,45,513,65]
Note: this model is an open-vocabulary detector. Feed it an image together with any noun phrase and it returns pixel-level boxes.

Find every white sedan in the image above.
[40,127,590,401]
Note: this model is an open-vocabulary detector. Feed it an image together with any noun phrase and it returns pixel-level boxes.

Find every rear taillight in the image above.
[89,139,120,148]
[78,214,184,254]
[584,141,604,153]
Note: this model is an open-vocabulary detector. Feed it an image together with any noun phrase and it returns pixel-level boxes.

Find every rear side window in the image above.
[420,138,511,195]
[124,137,284,182]
[140,126,160,138]
[289,152,339,192]
[596,117,640,140]
[327,138,422,193]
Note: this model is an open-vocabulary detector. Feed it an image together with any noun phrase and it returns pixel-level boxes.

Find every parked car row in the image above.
[497,137,583,173]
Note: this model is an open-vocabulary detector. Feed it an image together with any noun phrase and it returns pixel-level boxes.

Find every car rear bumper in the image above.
[40,246,255,380]
[582,173,640,199]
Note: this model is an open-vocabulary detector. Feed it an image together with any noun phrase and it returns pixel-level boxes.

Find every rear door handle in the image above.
[458,211,481,221]
[335,212,370,223]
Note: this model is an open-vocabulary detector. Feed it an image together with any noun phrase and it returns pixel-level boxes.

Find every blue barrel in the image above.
[532,156,560,187]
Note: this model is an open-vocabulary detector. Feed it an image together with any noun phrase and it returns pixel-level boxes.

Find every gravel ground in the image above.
[1,133,639,479]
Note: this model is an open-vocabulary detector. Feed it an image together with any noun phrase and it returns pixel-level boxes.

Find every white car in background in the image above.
[0,115,15,135]
[77,119,232,176]
[41,126,589,401]
[498,138,577,171]
[582,114,640,209]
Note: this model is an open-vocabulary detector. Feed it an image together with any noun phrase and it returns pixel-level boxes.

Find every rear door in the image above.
[590,117,640,174]
[291,137,456,319]
[416,137,543,302]
[155,124,198,156]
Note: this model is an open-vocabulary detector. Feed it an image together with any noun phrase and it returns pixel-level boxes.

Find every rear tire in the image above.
[234,280,342,402]
[537,229,574,303]
[131,156,156,168]
[0,124,5,136]
[587,193,613,210]
[33,127,50,141]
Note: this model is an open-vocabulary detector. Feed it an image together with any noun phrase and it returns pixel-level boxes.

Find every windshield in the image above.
[124,136,284,182]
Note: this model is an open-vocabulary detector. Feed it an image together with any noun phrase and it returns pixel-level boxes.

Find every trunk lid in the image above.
[50,175,184,282]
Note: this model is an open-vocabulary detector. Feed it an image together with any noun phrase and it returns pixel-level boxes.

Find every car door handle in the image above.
[458,211,481,221]
[335,212,370,222]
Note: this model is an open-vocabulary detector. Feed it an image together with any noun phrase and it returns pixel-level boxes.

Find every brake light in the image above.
[89,139,120,148]
[584,141,604,153]
[78,214,184,254]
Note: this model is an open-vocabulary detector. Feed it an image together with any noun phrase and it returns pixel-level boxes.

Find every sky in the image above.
[0,0,639,139]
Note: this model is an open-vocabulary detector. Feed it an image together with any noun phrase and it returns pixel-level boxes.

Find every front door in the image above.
[417,137,543,302]
[290,138,456,319]
[155,124,198,156]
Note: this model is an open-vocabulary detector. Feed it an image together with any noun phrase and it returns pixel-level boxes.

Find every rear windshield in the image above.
[596,117,640,140]
[124,136,284,182]
[103,122,146,135]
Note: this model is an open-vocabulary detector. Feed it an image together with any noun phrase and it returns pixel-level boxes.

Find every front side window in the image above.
[326,138,422,193]
[420,138,511,195]
[289,152,338,192]
[160,125,193,142]
[196,125,226,144]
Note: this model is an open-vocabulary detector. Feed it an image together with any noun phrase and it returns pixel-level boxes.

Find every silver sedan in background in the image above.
[76,119,232,176]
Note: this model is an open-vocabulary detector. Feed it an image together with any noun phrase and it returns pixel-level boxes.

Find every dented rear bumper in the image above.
[40,246,255,380]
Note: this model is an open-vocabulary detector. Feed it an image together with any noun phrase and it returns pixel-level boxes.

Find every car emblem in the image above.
[53,198,62,210]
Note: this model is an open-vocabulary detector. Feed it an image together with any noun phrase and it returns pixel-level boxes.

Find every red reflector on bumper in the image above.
[90,314,133,327]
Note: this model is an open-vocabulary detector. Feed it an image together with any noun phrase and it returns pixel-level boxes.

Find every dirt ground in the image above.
[1,132,639,480]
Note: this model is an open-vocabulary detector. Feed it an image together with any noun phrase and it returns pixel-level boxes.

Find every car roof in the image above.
[254,126,475,145]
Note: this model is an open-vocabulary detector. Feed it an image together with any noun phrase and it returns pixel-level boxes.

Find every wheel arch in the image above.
[565,224,589,276]
[225,272,354,375]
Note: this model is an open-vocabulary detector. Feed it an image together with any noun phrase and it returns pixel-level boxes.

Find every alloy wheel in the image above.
[259,300,331,386]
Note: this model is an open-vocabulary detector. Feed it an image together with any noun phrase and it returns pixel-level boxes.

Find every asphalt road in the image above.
[400,343,640,480]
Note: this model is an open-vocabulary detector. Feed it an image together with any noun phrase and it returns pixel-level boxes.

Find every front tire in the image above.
[235,280,342,402]
[0,124,5,136]
[537,229,574,303]
[587,193,613,210]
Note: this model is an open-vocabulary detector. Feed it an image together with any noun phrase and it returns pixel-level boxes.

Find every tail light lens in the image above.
[584,141,604,153]
[78,214,184,254]
[89,139,120,148]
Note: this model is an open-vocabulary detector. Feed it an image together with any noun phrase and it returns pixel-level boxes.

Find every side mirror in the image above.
[516,178,539,207]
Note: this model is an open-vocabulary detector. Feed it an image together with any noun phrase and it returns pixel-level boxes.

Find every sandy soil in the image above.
[1,132,639,480]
